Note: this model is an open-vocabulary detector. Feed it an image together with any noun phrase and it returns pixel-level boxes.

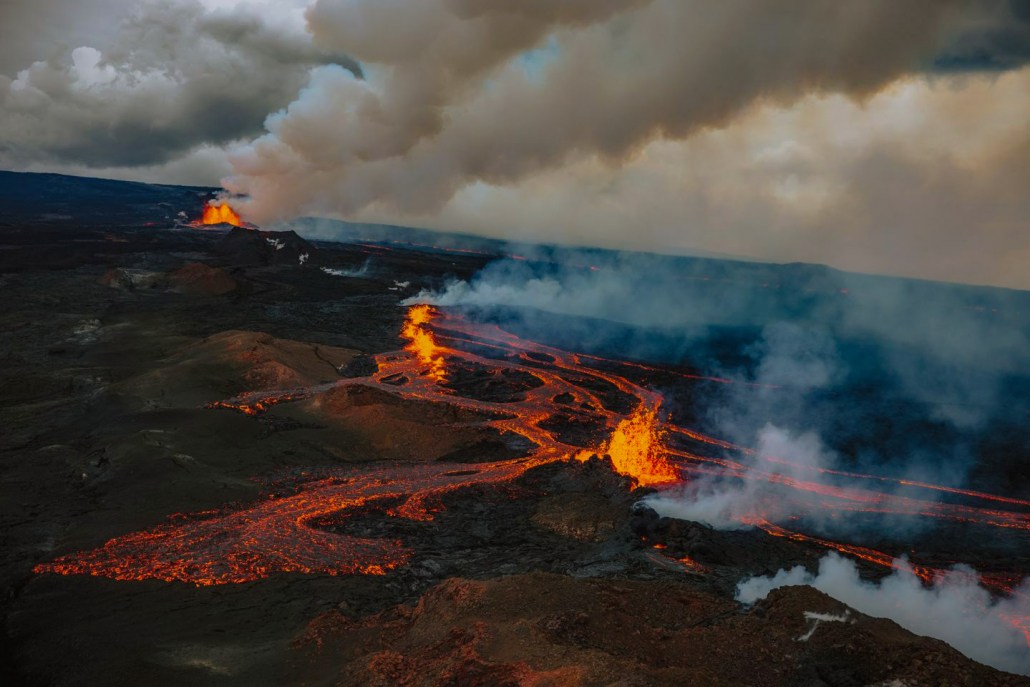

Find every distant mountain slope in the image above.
[0,170,216,227]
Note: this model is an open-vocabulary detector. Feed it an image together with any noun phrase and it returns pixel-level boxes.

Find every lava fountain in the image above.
[584,402,678,487]
[401,304,447,382]
[199,202,244,227]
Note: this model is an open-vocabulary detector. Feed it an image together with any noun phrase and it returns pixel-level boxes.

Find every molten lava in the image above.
[32,299,1029,650]
[401,304,447,382]
[592,403,678,487]
[201,202,243,227]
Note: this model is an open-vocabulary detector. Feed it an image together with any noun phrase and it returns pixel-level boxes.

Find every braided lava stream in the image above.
[35,303,1030,634]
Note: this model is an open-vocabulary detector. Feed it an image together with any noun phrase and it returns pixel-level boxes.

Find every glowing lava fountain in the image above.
[200,202,243,227]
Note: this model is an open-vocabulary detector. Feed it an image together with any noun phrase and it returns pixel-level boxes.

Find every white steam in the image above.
[736,553,1030,676]
[643,424,842,531]
[321,258,372,278]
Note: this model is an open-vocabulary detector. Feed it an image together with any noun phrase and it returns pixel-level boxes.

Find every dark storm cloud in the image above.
[932,0,1030,71]
[0,0,359,168]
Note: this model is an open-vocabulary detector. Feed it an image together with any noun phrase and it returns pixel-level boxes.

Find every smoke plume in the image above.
[227,0,987,223]
[736,553,1030,676]
[409,249,1029,534]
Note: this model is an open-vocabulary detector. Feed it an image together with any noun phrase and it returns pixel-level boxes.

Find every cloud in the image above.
[380,67,1030,289]
[0,0,358,169]
[0,0,127,76]
[228,0,975,222]
[645,423,850,531]
[932,0,1030,72]
[736,553,1030,676]
[218,0,1030,289]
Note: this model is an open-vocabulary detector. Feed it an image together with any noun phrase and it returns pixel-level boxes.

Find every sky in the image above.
[1,0,1028,289]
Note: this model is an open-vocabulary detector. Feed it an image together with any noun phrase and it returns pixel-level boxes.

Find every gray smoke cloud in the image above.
[736,553,1030,676]
[933,0,1030,71]
[0,0,126,76]
[0,0,359,169]
[645,423,849,531]
[408,250,1028,533]
[407,251,1030,398]
[226,0,1008,223]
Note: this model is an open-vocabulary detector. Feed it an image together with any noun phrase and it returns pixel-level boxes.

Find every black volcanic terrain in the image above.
[1,171,1028,686]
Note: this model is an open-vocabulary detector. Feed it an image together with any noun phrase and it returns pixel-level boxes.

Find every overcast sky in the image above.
[1,0,1028,288]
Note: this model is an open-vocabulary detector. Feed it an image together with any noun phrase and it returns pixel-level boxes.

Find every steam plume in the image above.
[737,553,1030,676]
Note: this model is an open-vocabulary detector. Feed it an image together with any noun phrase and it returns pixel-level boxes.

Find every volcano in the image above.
[1,171,1028,686]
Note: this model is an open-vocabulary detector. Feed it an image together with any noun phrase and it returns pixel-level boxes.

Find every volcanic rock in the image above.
[298,383,517,462]
[117,330,356,407]
[167,262,237,296]
[216,227,319,267]
[532,492,624,542]
[292,573,1027,686]
[98,267,166,290]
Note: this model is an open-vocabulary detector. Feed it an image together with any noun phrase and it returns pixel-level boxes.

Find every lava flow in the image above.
[34,304,683,586]
[33,300,1030,633]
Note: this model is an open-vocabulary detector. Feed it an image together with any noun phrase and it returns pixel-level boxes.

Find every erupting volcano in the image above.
[199,201,243,227]
[34,301,1030,645]
[8,180,1030,683]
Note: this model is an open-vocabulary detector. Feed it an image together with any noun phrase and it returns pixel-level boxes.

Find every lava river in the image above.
[35,303,1030,639]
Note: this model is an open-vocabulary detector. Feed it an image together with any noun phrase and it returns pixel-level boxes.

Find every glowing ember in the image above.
[201,202,244,227]
[207,390,311,416]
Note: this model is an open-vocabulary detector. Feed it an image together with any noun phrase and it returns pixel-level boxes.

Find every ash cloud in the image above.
[0,0,359,169]
[736,553,1030,676]
[228,0,1008,223]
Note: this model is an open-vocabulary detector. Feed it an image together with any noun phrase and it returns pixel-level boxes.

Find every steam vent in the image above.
[2,3,1029,685]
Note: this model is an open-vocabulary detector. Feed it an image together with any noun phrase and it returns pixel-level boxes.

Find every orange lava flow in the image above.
[749,518,937,584]
[673,426,1030,510]
[33,463,542,585]
[35,304,681,586]
[401,304,447,382]
[206,390,311,415]
[32,303,1029,606]
[200,202,243,227]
